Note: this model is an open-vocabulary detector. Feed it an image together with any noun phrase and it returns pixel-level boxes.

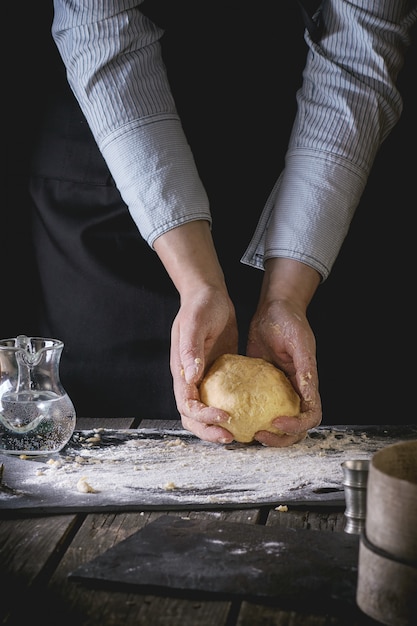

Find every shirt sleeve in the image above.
[241,0,417,280]
[52,0,211,247]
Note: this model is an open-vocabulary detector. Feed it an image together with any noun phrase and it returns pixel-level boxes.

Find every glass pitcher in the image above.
[0,335,76,455]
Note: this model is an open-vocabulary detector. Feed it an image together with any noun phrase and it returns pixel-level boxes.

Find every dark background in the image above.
[5,2,416,425]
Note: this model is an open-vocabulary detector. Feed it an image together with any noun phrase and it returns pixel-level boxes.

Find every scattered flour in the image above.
[0,426,414,511]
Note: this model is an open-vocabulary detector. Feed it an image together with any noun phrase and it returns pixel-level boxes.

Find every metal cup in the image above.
[341,459,370,534]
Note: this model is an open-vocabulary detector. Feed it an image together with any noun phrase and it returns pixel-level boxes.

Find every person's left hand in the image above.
[246,295,322,447]
[242,257,323,447]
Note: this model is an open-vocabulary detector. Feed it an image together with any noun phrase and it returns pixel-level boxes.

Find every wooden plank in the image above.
[236,603,346,625]
[138,419,183,430]
[76,418,181,431]
[0,514,78,623]
[237,600,373,625]
[265,507,346,532]
[76,417,136,430]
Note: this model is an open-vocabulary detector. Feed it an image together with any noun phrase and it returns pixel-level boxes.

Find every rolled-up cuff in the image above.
[100,116,211,247]
[241,149,367,281]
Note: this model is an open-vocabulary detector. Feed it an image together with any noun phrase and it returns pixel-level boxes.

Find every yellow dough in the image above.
[199,354,300,443]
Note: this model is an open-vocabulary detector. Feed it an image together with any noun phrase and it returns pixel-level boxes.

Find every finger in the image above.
[181,415,234,444]
[181,353,205,385]
[295,366,319,406]
[254,430,307,447]
[169,310,203,391]
[171,328,205,387]
[271,408,321,435]
[181,398,231,425]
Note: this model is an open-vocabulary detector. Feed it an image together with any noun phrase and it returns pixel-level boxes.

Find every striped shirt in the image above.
[52,0,416,280]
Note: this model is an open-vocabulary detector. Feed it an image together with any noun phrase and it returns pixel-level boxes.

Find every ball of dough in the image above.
[199,354,300,443]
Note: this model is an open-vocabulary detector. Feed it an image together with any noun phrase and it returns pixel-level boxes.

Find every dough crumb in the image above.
[165,438,186,448]
[77,476,97,493]
[163,481,177,491]
[275,505,288,512]
[85,434,101,445]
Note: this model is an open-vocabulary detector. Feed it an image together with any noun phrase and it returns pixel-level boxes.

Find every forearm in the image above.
[153,220,229,299]
[243,0,417,280]
[52,0,211,245]
[52,0,172,143]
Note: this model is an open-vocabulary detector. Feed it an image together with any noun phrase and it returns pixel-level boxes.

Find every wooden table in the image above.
[0,418,382,626]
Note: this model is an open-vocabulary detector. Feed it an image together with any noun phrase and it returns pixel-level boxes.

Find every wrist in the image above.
[261,258,321,311]
[153,220,228,297]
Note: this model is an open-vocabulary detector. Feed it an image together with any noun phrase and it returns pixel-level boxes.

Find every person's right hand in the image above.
[153,220,238,443]
[170,284,239,443]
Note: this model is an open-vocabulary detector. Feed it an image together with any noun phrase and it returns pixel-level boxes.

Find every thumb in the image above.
[182,352,204,385]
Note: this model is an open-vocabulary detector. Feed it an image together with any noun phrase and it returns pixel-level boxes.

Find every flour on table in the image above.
[0,426,415,511]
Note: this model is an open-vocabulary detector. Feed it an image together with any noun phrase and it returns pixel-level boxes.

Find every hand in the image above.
[153,220,238,443]
[170,285,239,443]
[246,258,322,447]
